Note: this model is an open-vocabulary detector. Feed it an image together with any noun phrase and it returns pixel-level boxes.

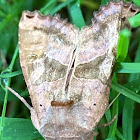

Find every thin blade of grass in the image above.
[111,81,140,103]
[122,98,133,140]
[107,74,118,138]
[77,0,82,6]
[115,62,140,73]
[116,29,131,62]
[101,0,108,4]
[122,40,140,140]
[68,0,85,29]
[50,0,75,15]
[116,129,126,140]
[0,71,22,78]
[40,0,58,15]
[132,0,140,6]
[105,109,112,123]
[105,137,117,140]
[107,99,118,137]
[0,45,18,139]
[123,79,140,89]
[129,13,140,28]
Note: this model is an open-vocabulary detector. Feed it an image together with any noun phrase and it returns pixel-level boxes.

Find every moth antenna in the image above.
[86,114,117,137]
[97,114,117,128]
[6,86,32,111]
[84,131,99,139]
[106,90,122,111]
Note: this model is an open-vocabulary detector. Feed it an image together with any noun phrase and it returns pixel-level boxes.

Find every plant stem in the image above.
[0,45,19,139]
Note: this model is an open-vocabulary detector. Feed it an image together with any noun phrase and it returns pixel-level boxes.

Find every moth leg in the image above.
[96,114,117,129]
[106,90,122,111]
[86,114,117,139]
[6,86,31,110]
[84,130,99,140]
[6,86,40,131]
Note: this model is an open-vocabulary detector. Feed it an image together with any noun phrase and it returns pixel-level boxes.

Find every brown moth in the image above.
[17,1,139,140]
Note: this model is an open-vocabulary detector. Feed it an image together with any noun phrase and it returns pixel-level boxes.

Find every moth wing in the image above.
[68,1,139,132]
[19,11,78,128]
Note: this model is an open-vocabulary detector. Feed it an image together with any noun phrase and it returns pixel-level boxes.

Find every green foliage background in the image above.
[0,0,140,140]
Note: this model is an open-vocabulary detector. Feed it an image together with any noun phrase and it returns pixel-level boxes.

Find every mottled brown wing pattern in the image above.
[19,11,78,133]
[70,2,121,125]
[18,1,139,140]
[67,2,139,139]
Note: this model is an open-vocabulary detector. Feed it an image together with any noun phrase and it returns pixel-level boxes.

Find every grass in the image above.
[0,0,140,140]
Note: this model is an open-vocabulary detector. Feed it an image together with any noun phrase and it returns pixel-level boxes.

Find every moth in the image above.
[11,1,140,140]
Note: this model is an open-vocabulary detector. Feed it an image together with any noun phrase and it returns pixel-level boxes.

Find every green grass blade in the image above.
[0,45,18,139]
[77,0,82,6]
[129,13,140,28]
[50,0,75,15]
[40,0,58,15]
[115,62,140,73]
[107,99,118,137]
[108,74,118,138]
[132,0,140,6]
[122,40,140,140]
[101,0,108,4]
[116,29,131,62]
[122,98,133,140]
[123,79,140,89]
[1,117,42,140]
[105,137,117,140]
[111,81,140,103]
[128,14,140,28]
[122,78,140,139]
[138,132,140,140]
[105,109,112,123]
[116,129,126,140]
[0,71,22,78]
[68,0,86,29]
